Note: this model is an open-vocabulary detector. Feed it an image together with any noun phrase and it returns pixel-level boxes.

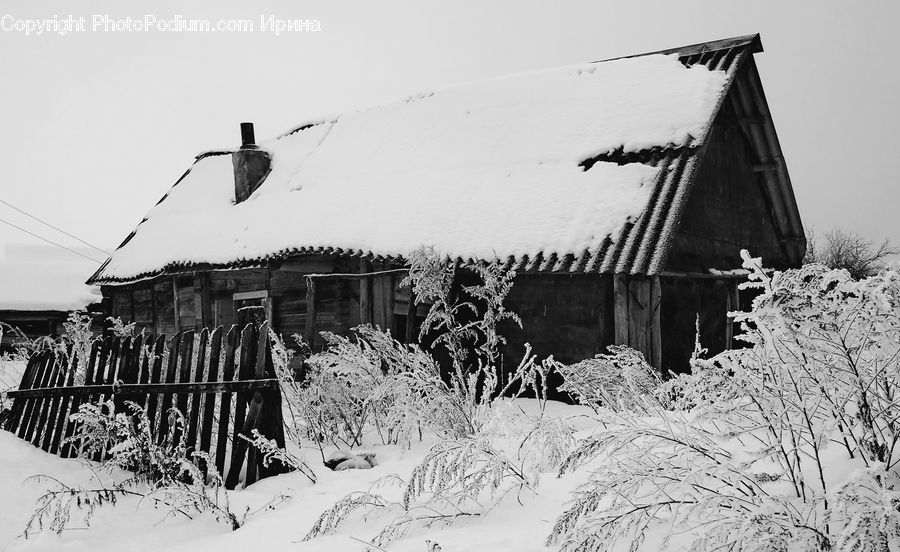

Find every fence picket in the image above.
[157,332,183,445]
[245,323,270,485]
[32,354,63,446]
[62,339,101,458]
[144,336,166,434]
[21,352,54,442]
[173,330,195,446]
[226,324,256,488]
[41,347,73,451]
[47,350,78,454]
[200,327,223,459]
[215,326,239,479]
[4,324,287,487]
[186,328,209,453]
[6,353,42,433]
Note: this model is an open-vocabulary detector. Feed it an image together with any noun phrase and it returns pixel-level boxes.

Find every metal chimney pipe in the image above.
[233,122,271,203]
[240,122,257,149]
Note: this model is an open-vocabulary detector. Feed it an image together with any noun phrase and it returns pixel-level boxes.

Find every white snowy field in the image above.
[0,400,601,552]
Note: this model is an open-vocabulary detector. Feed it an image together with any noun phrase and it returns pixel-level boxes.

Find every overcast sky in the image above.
[1,0,897,266]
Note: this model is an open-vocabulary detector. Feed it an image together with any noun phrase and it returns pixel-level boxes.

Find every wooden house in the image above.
[87,34,804,374]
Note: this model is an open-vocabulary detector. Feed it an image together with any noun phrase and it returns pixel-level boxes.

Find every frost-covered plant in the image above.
[304,435,533,549]
[403,246,521,370]
[548,251,900,551]
[555,345,663,413]
[106,316,136,338]
[294,249,533,447]
[298,328,390,448]
[302,251,572,548]
[26,401,241,536]
[239,429,317,483]
[63,311,95,377]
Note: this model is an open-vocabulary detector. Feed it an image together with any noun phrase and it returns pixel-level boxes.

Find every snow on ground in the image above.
[0,400,599,552]
[0,396,873,552]
[95,54,727,281]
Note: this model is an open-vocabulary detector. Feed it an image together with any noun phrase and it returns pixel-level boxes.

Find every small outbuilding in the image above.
[0,245,102,350]
[88,34,804,374]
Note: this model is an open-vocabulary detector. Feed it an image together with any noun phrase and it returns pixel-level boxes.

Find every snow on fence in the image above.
[2,323,289,489]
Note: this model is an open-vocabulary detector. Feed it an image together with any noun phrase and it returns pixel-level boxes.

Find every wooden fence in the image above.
[2,323,289,489]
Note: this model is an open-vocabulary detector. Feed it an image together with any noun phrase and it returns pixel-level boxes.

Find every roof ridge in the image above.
[592,34,762,64]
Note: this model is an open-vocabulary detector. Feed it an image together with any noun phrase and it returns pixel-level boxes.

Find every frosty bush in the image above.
[304,435,534,548]
[290,248,535,450]
[302,250,579,549]
[26,401,241,536]
[555,345,663,413]
[403,246,521,371]
[548,251,900,552]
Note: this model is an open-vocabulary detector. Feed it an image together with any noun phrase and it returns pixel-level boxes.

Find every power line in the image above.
[0,198,111,256]
[0,216,104,264]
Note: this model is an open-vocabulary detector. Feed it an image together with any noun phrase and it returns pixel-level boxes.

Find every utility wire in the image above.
[0,216,104,264]
[0,198,111,256]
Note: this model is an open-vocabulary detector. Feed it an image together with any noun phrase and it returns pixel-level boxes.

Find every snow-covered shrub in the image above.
[290,249,532,450]
[304,435,533,548]
[555,345,663,413]
[403,246,521,370]
[26,401,241,536]
[302,251,575,548]
[239,429,317,483]
[106,316,136,338]
[548,251,900,551]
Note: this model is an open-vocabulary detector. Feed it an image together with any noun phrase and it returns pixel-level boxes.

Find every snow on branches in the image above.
[548,252,900,551]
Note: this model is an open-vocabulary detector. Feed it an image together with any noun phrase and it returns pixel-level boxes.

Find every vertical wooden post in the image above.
[304,277,317,349]
[149,283,158,338]
[627,278,651,362]
[405,288,417,343]
[262,297,275,329]
[359,259,372,324]
[725,280,740,349]
[650,276,662,371]
[129,286,136,325]
[194,273,213,331]
[371,262,394,332]
[172,277,182,332]
[613,274,628,346]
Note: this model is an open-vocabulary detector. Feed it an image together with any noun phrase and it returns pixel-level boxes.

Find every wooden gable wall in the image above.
[665,85,795,273]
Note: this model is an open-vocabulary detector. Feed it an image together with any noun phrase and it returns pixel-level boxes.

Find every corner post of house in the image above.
[650,275,662,370]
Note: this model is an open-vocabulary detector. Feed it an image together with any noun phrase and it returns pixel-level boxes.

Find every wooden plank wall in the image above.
[658,276,730,374]
[501,274,612,368]
[612,275,662,369]
[667,99,796,273]
[104,257,364,352]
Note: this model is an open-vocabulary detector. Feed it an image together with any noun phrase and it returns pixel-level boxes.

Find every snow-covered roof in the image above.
[90,36,766,284]
[0,246,101,311]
